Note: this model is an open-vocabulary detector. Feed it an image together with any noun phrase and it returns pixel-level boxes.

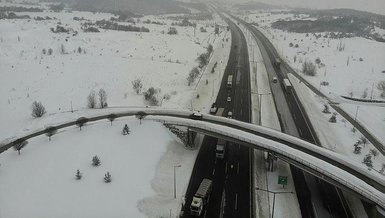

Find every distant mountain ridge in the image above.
[234,1,285,10]
[53,0,207,15]
[271,8,385,42]
[292,8,385,20]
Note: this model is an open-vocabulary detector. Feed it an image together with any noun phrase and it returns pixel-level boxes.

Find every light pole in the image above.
[212,79,217,98]
[354,105,360,121]
[255,187,294,218]
[173,165,181,199]
[370,82,374,100]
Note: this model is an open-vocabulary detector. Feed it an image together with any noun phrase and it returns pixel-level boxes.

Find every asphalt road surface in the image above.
[241,19,352,218]
[181,14,252,218]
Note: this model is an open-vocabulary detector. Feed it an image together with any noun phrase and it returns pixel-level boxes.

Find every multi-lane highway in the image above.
[181,12,252,218]
[236,17,353,218]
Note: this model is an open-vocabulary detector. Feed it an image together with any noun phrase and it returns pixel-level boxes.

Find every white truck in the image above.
[209,103,217,114]
[227,75,233,88]
[190,179,213,216]
[283,78,292,93]
[216,139,226,159]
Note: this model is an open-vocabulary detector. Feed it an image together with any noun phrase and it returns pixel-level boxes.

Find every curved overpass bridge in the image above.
[1,108,384,210]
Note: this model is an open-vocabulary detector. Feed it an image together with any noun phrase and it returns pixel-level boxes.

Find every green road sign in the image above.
[278,176,288,186]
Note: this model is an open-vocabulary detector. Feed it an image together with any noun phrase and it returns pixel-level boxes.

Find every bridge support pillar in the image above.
[267,152,277,172]
[187,128,197,148]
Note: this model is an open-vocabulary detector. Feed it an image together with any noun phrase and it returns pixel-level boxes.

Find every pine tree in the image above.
[362,154,373,168]
[104,171,112,183]
[92,155,101,166]
[75,169,82,180]
[329,113,337,123]
[360,136,368,147]
[370,149,379,159]
[380,164,385,175]
[322,104,330,113]
[353,143,362,154]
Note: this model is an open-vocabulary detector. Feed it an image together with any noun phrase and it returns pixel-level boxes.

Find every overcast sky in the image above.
[232,0,385,15]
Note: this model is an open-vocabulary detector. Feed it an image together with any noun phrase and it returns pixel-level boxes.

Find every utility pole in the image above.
[354,105,360,121]
[173,165,181,199]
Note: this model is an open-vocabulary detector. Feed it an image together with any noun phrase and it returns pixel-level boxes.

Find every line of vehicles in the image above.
[189,61,292,216]
[189,102,229,216]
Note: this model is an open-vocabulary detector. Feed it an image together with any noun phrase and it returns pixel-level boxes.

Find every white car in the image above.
[272,77,278,83]
[227,111,233,119]
[227,96,231,102]
[189,112,202,120]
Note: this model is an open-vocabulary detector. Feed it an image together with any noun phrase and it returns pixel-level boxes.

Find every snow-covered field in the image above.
[0,118,196,218]
[0,7,226,141]
[234,10,385,174]
[289,74,385,174]
[236,10,385,144]
[0,3,231,217]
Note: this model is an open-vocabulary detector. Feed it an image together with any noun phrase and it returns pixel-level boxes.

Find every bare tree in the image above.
[135,111,147,124]
[60,44,66,54]
[144,87,159,106]
[187,67,200,86]
[31,101,46,118]
[196,53,209,67]
[377,81,385,98]
[98,88,107,108]
[302,60,317,76]
[132,79,143,94]
[45,126,58,141]
[76,117,88,131]
[107,114,117,126]
[87,90,97,109]
[13,139,28,155]
[362,89,368,99]
[206,44,213,56]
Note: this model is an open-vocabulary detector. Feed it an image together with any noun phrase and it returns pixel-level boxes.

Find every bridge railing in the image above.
[156,118,385,208]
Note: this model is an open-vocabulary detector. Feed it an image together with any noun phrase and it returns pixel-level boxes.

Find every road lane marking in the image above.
[212,168,216,176]
[235,193,238,210]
